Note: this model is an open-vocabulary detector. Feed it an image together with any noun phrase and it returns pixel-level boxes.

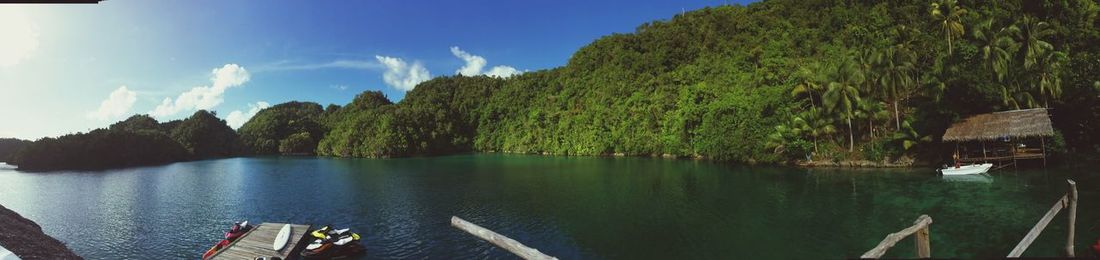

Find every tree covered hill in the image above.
[0,138,31,163]
[237,101,327,155]
[8,111,240,171]
[9,0,1100,171]
[249,0,1100,163]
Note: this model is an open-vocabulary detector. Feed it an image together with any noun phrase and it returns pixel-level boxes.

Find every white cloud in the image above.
[225,101,271,129]
[331,84,349,91]
[375,55,431,91]
[485,66,521,78]
[150,64,251,118]
[86,86,138,121]
[449,46,522,78]
[450,47,486,76]
[0,8,40,68]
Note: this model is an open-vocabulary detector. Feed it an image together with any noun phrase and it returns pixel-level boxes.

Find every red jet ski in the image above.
[202,221,253,260]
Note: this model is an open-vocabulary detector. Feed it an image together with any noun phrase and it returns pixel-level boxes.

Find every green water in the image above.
[0,154,1096,259]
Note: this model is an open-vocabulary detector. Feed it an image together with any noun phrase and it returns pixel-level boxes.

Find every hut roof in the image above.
[942,108,1054,142]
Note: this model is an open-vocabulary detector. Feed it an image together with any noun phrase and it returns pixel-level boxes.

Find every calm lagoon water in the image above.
[0,154,1096,259]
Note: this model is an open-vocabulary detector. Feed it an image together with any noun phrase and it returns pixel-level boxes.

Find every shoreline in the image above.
[6,152,936,172]
[0,204,82,259]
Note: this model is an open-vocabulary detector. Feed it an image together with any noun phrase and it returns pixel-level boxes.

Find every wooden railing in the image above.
[1007,179,1078,257]
[862,215,933,259]
[451,216,558,260]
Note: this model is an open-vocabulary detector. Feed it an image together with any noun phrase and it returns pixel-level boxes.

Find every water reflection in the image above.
[942,173,994,183]
[0,156,1094,259]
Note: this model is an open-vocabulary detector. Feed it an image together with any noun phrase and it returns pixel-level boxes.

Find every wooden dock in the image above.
[210,223,312,260]
[861,179,1080,258]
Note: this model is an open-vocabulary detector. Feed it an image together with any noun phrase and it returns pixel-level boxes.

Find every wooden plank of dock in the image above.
[1008,180,1078,257]
[210,223,311,260]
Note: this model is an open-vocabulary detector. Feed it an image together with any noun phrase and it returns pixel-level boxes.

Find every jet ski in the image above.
[202,221,252,260]
[301,227,365,259]
[310,225,332,239]
[225,221,253,240]
[202,239,230,260]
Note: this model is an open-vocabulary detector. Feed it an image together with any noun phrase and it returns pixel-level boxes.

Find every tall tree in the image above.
[874,43,917,130]
[973,19,1019,83]
[824,59,864,152]
[1032,48,1067,108]
[800,110,836,154]
[1015,16,1056,71]
[930,0,968,55]
[790,63,825,112]
[854,98,889,139]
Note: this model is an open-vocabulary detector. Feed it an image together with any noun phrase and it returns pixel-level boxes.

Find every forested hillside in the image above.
[248,0,1100,163]
[0,138,31,162]
[8,111,240,171]
[238,101,327,155]
[11,0,1100,170]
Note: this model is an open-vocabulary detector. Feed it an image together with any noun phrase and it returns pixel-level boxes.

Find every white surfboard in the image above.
[273,224,292,251]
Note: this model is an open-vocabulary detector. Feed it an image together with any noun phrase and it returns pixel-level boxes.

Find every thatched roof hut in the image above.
[942,108,1054,142]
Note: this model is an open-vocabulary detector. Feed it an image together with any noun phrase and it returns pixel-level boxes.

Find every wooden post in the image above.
[955,142,960,161]
[1066,180,1077,257]
[1041,137,1047,167]
[451,216,558,260]
[1007,179,1081,257]
[862,215,932,259]
[981,141,987,161]
[915,222,931,258]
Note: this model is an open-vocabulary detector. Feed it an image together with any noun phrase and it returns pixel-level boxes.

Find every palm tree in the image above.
[799,109,836,154]
[768,118,801,155]
[930,0,968,55]
[893,120,932,151]
[1002,82,1037,109]
[768,110,835,156]
[973,18,1019,82]
[791,63,825,112]
[854,98,888,139]
[1032,48,1067,107]
[1015,16,1056,70]
[824,60,864,152]
[874,44,916,130]
[854,48,878,94]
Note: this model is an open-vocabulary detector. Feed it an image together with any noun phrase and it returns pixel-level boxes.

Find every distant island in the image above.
[0,138,31,163]
[7,0,1100,171]
[7,111,237,171]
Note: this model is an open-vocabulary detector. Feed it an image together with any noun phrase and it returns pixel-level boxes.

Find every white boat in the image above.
[939,163,993,175]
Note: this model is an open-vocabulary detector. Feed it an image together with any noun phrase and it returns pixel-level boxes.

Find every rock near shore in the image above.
[0,204,82,259]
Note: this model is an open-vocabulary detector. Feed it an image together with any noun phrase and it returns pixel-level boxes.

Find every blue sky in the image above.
[0,0,755,140]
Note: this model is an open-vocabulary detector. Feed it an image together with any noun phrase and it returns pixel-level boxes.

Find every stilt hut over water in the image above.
[942,108,1054,167]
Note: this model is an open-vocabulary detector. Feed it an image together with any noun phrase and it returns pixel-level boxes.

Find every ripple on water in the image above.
[0,155,1094,259]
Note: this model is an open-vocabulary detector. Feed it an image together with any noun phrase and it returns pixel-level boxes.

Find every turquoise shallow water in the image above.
[0,154,1096,259]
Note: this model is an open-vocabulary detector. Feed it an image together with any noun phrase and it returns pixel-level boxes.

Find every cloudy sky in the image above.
[0,0,751,140]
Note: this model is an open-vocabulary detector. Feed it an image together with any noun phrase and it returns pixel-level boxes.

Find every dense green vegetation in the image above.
[170,111,242,158]
[272,0,1100,163]
[237,101,327,155]
[314,77,503,157]
[10,0,1100,170]
[0,138,31,162]
[8,111,238,171]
